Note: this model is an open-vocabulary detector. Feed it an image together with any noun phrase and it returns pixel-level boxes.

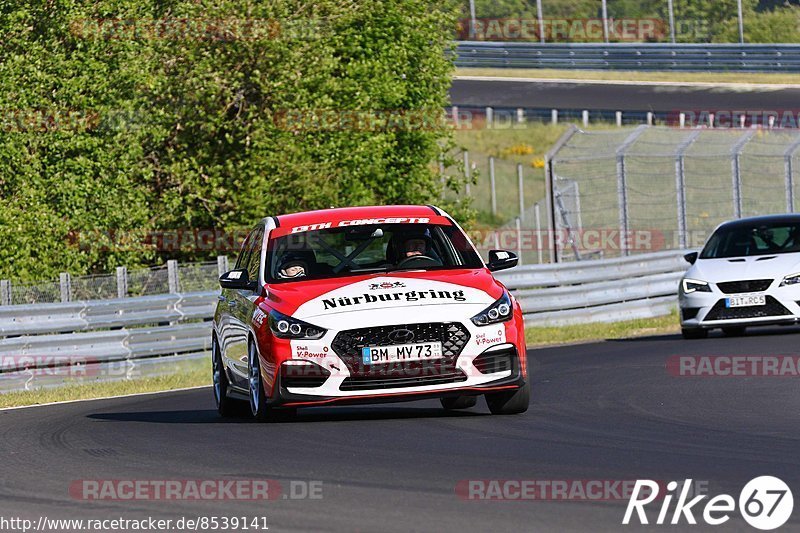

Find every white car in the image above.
[679,214,800,339]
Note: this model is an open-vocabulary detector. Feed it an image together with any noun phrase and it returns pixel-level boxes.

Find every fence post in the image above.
[675,131,701,249]
[616,111,622,127]
[438,154,446,199]
[60,273,71,303]
[167,260,180,293]
[463,151,471,197]
[647,112,654,126]
[0,280,10,306]
[582,110,589,127]
[544,125,580,263]
[515,217,523,266]
[517,163,525,223]
[785,134,800,212]
[551,109,558,125]
[217,255,230,277]
[116,266,128,298]
[451,106,459,129]
[534,202,543,264]
[489,157,497,216]
[485,106,493,129]
[615,125,648,257]
[516,108,524,124]
[731,131,755,219]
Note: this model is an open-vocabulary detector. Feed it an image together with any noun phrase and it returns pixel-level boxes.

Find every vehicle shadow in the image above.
[87,403,489,425]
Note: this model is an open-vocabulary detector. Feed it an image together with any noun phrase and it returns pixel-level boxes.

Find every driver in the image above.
[277,252,310,279]
[402,236,428,258]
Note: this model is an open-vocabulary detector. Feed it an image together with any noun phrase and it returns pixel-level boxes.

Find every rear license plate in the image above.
[725,294,766,308]
[361,342,443,365]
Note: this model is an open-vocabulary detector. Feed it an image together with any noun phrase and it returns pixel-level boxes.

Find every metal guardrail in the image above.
[496,250,688,326]
[0,251,689,392]
[455,42,800,72]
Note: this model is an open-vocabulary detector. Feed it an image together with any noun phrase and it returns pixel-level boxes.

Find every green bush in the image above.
[0,0,464,281]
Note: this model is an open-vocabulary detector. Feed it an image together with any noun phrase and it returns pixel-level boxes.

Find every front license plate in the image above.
[725,294,766,308]
[361,342,443,365]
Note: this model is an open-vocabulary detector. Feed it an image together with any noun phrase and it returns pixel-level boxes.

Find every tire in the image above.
[212,336,237,417]
[248,340,271,422]
[441,395,478,410]
[486,380,530,415]
[681,327,708,340]
[722,327,746,337]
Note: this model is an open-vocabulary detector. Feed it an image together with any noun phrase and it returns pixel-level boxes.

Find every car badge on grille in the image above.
[387,328,415,343]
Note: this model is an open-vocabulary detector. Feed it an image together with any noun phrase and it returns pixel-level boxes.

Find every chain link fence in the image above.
[546,125,800,262]
[0,258,230,305]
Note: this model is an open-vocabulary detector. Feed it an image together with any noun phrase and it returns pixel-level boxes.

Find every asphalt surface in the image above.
[450,78,800,112]
[2,327,800,532]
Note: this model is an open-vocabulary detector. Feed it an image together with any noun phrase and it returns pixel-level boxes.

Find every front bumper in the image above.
[679,281,800,329]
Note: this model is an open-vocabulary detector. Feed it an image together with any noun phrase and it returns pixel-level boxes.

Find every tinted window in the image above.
[267,223,483,283]
[700,222,800,258]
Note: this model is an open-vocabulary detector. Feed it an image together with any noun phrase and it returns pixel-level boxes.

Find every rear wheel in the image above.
[248,341,270,422]
[681,327,708,340]
[722,326,746,337]
[212,336,237,417]
[441,395,478,410]
[486,380,530,415]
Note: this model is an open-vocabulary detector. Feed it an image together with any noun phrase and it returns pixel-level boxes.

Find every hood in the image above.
[690,253,800,282]
[267,269,503,322]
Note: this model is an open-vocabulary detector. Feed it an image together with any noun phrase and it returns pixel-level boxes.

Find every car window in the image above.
[234,232,252,270]
[246,227,265,282]
[701,222,800,258]
[266,223,482,283]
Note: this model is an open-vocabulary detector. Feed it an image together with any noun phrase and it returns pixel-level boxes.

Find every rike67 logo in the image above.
[623,477,793,530]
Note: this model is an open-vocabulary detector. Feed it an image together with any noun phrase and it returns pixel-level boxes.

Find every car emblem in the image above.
[387,328,415,343]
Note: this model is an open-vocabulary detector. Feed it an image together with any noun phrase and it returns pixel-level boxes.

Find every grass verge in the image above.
[525,310,680,348]
[455,68,800,86]
[0,361,209,409]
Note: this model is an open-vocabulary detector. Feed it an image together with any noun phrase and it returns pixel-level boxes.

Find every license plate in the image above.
[725,294,766,308]
[361,342,443,365]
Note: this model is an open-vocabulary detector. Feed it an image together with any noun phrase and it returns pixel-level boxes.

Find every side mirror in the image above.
[219,269,258,291]
[684,251,698,265]
[487,250,519,272]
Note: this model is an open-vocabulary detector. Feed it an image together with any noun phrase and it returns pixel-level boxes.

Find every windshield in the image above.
[266,223,483,282]
[700,222,800,259]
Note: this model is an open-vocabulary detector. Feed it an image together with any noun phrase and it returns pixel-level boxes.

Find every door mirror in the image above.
[684,251,699,265]
[219,269,258,291]
[487,250,519,272]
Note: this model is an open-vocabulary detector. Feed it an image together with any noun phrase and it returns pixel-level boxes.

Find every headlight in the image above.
[780,273,800,287]
[471,292,513,327]
[268,310,326,340]
[681,278,711,294]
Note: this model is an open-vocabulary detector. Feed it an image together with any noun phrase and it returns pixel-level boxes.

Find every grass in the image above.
[525,310,680,347]
[455,67,800,85]
[0,360,209,409]
[0,312,680,408]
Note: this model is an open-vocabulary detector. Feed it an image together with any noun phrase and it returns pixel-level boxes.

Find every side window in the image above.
[246,227,265,282]
[234,233,252,270]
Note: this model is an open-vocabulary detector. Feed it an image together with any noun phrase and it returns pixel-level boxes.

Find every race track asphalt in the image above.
[2,326,799,532]
[450,78,800,112]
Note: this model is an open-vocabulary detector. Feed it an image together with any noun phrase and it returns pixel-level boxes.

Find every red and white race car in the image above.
[212,205,529,420]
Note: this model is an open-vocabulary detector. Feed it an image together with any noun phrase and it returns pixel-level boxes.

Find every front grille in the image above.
[332,322,470,390]
[704,296,791,321]
[716,279,773,294]
[473,347,518,375]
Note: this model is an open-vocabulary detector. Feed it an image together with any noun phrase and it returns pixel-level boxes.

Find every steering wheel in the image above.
[396,254,439,268]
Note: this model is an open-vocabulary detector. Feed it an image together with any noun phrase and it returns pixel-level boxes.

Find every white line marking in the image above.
[0,385,208,411]
[454,75,800,90]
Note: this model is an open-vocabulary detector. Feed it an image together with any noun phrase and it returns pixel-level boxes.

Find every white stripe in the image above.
[454,75,800,90]
[0,385,207,411]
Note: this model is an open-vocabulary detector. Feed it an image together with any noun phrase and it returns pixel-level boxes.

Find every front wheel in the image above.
[248,341,270,421]
[486,381,530,415]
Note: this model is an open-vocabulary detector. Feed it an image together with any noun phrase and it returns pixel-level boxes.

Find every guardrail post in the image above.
[647,112,654,126]
[60,273,71,303]
[616,111,622,127]
[167,260,180,293]
[0,280,10,306]
[517,163,525,223]
[116,266,128,298]
[582,110,589,127]
[679,113,686,128]
[551,109,558,125]
[784,133,800,212]
[217,255,229,276]
[489,157,497,216]
[731,130,755,219]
